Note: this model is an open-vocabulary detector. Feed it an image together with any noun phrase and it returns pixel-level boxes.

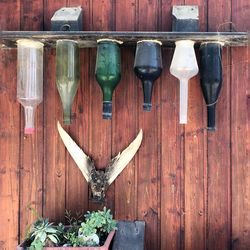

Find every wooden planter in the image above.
[17,230,115,250]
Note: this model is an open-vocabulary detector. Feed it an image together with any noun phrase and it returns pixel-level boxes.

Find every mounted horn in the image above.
[57,121,143,202]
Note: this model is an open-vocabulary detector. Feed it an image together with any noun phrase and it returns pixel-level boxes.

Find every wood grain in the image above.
[43,47,67,222]
[0,1,20,249]
[19,0,44,242]
[160,1,184,250]
[88,0,113,212]
[43,0,68,224]
[137,1,161,250]
[206,0,232,249]
[0,1,249,250]
[65,0,90,216]
[231,46,250,250]
[231,1,250,248]
[184,0,207,249]
[113,0,137,221]
[0,49,20,250]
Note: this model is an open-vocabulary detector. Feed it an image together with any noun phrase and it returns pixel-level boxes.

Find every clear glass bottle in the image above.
[56,40,80,125]
[170,40,199,124]
[17,39,44,134]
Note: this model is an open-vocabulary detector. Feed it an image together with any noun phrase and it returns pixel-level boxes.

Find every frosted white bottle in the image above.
[17,39,44,134]
[170,40,199,124]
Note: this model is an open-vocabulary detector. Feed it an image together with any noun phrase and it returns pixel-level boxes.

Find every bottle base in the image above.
[143,103,152,111]
[207,126,216,131]
[25,127,35,134]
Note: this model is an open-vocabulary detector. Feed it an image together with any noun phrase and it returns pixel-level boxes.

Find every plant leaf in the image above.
[48,234,59,244]
[46,228,58,233]
[40,232,46,242]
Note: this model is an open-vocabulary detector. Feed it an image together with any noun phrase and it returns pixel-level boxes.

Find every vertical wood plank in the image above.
[113,0,137,220]
[184,0,207,249]
[206,0,231,249]
[231,1,250,248]
[137,1,161,250]
[65,0,90,215]
[231,47,250,250]
[19,0,44,242]
[161,49,183,250]
[0,1,20,31]
[20,0,44,31]
[160,1,184,250]
[89,0,113,211]
[43,0,68,223]
[43,47,67,222]
[0,1,20,249]
[0,50,20,250]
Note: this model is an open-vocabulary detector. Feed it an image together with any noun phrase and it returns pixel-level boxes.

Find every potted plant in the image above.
[17,207,116,250]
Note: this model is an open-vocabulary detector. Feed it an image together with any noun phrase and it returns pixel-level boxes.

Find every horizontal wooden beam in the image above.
[0,31,247,48]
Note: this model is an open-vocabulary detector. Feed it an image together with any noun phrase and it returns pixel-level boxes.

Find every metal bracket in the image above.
[51,7,83,31]
[172,5,199,32]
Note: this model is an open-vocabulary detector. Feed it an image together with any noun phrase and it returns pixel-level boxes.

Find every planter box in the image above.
[17,230,115,250]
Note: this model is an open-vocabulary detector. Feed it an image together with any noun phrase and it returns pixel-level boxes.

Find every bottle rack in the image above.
[0,31,248,48]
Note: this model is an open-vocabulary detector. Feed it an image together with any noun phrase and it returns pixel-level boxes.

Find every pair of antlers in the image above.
[57,122,143,202]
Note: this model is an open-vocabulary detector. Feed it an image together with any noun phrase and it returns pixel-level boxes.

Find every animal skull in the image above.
[57,121,143,202]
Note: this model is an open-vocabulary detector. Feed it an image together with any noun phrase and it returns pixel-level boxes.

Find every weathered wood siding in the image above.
[0,0,249,249]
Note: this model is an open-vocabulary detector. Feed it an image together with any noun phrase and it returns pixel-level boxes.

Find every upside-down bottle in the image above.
[170,40,199,124]
[200,42,223,131]
[56,40,80,125]
[134,40,162,111]
[17,39,44,134]
[95,39,122,119]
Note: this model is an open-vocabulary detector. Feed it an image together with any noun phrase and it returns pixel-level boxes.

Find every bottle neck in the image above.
[142,80,153,111]
[207,104,216,131]
[62,104,72,125]
[179,79,189,124]
[102,101,112,119]
[24,106,36,134]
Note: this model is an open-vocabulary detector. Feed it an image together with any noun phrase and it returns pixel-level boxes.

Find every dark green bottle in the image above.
[56,40,80,125]
[200,42,222,131]
[95,40,121,119]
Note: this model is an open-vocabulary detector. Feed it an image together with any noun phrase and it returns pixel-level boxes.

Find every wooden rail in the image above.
[0,31,248,48]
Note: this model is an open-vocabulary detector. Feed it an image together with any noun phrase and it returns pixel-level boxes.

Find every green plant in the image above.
[78,207,117,246]
[28,218,60,250]
[24,207,116,248]
[65,210,83,226]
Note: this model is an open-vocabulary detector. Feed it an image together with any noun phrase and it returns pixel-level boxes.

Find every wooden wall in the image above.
[0,0,249,249]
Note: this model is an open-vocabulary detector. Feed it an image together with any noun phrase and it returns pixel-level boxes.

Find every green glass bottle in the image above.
[56,40,79,125]
[95,39,122,119]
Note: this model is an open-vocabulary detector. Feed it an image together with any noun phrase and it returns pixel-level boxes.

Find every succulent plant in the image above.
[28,218,60,250]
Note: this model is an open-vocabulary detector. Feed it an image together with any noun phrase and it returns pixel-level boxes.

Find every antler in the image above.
[57,121,143,202]
[106,129,143,185]
[57,121,91,182]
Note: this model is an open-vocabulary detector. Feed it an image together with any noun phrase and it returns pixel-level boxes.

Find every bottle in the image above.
[95,39,122,119]
[170,40,199,124]
[200,42,223,131]
[17,39,44,134]
[134,40,162,111]
[56,40,80,125]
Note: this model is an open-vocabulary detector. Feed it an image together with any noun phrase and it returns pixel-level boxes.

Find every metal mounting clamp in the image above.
[51,7,83,31]
[172,5,199,32]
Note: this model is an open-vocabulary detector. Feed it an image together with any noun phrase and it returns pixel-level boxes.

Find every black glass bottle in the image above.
[134,40,162,111]
[200,42,223,131]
